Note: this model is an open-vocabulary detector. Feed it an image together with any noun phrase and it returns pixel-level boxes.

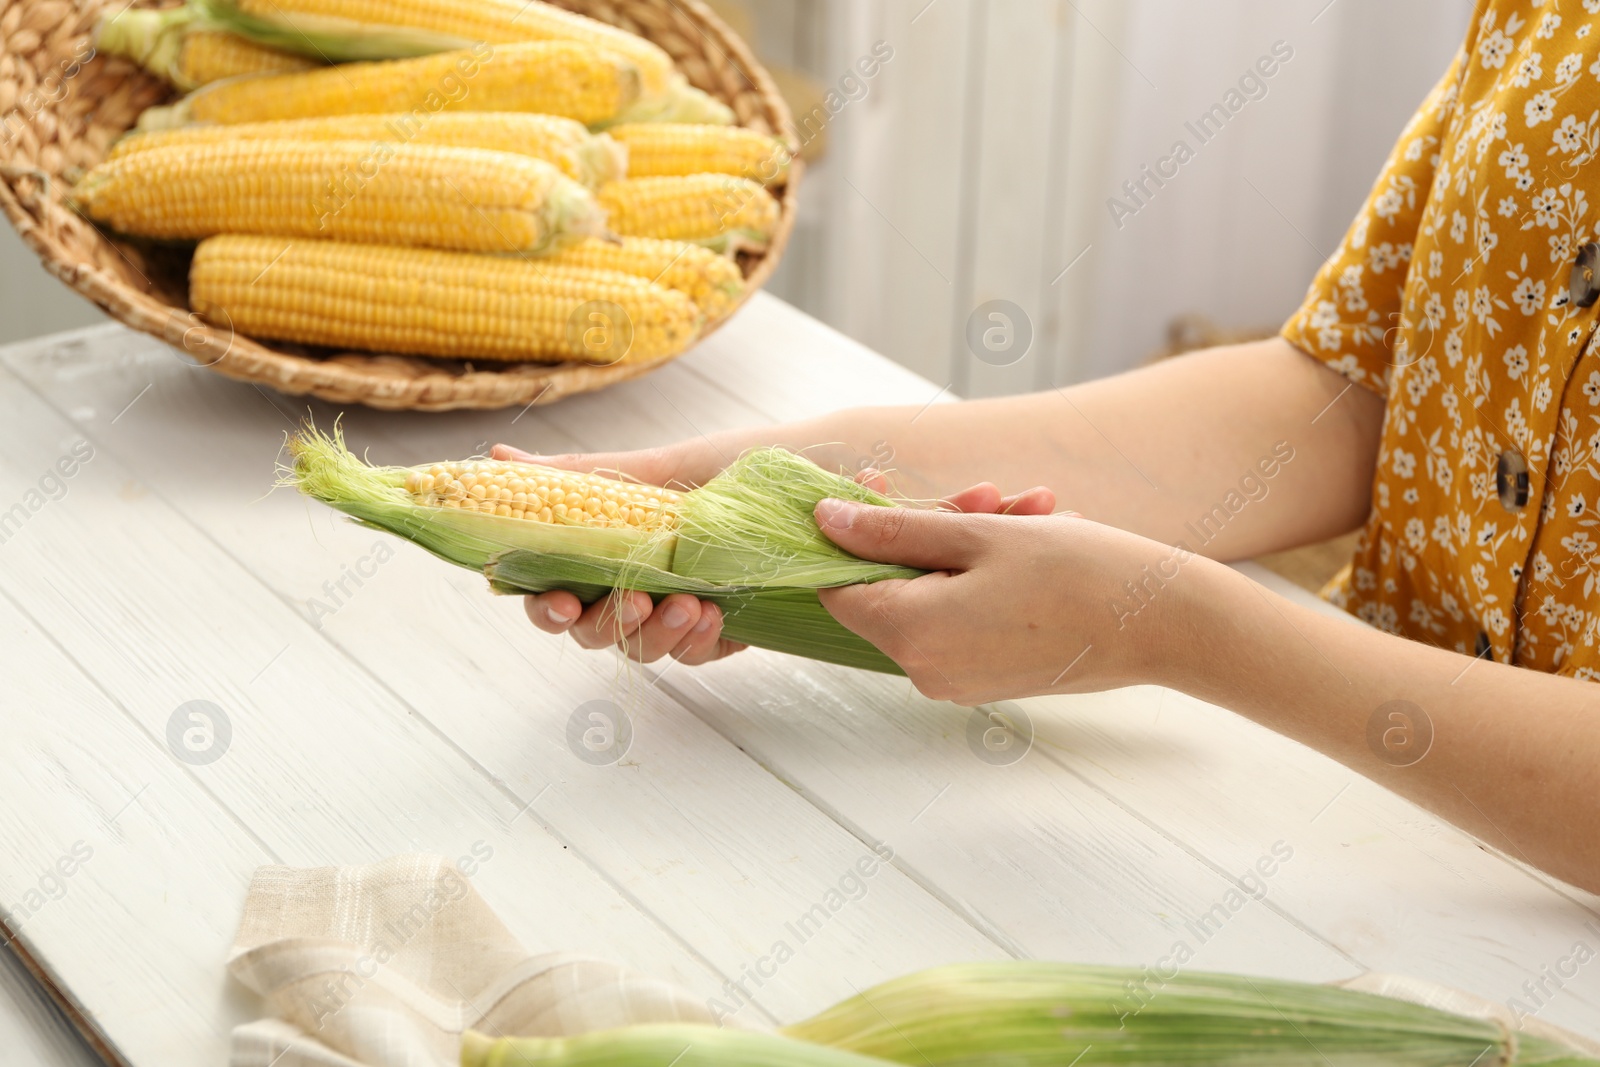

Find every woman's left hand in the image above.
[815,498,1210,704]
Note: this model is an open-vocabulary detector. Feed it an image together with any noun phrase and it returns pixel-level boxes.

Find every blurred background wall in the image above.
[0,0,1474,396]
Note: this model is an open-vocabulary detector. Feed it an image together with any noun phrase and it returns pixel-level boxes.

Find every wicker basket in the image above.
[0,0,799,410]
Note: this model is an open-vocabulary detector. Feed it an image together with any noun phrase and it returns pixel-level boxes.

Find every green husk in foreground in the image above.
[285,427,921,673]
[782,962,1600,1067]
[458,962,1600,1067]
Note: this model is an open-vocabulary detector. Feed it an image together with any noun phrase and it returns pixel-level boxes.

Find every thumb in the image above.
[814,498,981,570]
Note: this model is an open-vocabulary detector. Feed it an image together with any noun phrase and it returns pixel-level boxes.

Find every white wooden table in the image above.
[1,294,1597,1066]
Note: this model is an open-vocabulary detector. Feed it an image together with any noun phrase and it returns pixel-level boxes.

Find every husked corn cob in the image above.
[609,123,790,185]
[604,81,735,127]
[190,235,702,364]
[140,43,641,128]
[217,0,678,97]
[73,141,602,255]
[110,113,625,186]
[95,8,316,90]
[403,460,683,529]
[542,237,745,321]
[179,30,317,85]
[598,175,780,253]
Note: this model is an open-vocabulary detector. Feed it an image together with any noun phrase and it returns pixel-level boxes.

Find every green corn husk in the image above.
[460,1025,894,1067]
[285,427,921,673]
[781,962,1600,1067]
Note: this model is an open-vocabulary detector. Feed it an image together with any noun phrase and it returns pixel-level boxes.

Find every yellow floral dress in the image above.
[1282,0,1600,681]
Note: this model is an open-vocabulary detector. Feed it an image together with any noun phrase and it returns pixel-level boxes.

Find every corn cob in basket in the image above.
[137,42,643,128]
[109,113,627,188]
[95,9,316,89]
[599,175,782,253]
[193,236,701,364]
[97,0,734,124]
[72,140,604,255]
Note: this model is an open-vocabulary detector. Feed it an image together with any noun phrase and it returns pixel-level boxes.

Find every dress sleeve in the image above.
[1280,39,1474,395]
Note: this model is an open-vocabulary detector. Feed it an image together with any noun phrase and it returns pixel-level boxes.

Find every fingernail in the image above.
[660,604,691,629]
[546,604,575,625]
[692,611,716,633]
[816,498,858,530]
[615,599,643,625]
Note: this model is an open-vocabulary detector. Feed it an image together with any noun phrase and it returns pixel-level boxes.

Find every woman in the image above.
[498,4,1600,894]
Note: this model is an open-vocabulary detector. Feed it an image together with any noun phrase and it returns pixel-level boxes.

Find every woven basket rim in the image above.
[0,0,799,411]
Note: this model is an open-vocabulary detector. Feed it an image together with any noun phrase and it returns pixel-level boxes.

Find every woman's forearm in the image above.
[1162,559,1600,893]
[716,337,1385,560]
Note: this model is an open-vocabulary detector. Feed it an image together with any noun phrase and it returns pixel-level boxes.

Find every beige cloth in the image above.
[226,855,730,1067]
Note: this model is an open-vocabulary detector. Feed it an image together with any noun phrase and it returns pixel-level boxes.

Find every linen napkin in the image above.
[226,854,730,1067]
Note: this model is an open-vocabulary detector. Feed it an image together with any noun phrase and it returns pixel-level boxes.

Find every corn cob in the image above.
[598,175,780,253]
[139,43,641,129]
[541,237,745,321]
[287,432,919,672]
[191,235,701,364]
[203,0,678,98]
[73,141,603,255]
[608,124,790,185]
[783,962,1589,1067]
[110,113,626,187]
[602,81,736,128]
[403,461,682,529]
[95,8,316,90]
[180,30,317,85]
[451,965,1600,1067]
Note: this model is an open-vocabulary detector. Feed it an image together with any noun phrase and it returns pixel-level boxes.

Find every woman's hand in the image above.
[496,432,1057,666]
[812,498,1212,704]
[490,437,742,664]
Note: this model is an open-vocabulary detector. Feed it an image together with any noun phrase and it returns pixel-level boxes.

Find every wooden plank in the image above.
[0,949,104,1067]
[1,318,1006,1029]
[0,587,273,1066]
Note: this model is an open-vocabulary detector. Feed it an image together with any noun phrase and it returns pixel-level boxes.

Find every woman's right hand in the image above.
[491,437,751,666]
[493,439,1058,666]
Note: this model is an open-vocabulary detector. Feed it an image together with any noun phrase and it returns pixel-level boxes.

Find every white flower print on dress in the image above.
[1527,90,1557,125]
[1505,344,1531,379]
[1511,275,1546,314]
[1482,27,1516,68]
[1512,52,1544,87]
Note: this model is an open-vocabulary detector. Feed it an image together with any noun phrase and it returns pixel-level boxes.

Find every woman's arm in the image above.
[810,502,1600,894]
[502,337,1386,660]
[504,336,1382,560]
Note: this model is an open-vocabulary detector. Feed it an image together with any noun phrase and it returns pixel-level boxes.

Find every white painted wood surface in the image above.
[0,294,1596,1064]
